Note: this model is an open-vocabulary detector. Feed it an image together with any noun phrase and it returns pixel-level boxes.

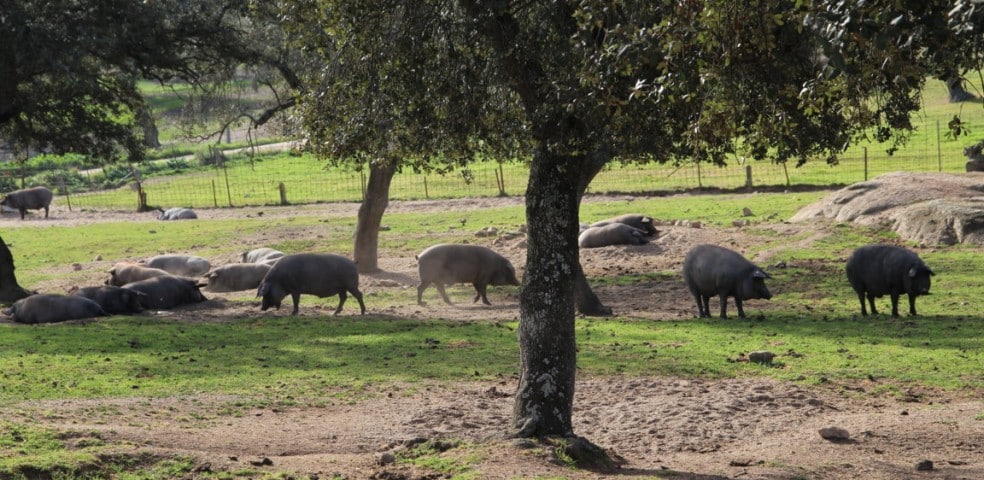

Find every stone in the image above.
[915,459,934,471]
[742,207,754,217]
[748,351,775,364]
[819,426,851,441]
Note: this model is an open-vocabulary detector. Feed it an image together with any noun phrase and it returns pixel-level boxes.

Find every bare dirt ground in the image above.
[1,194,982,480]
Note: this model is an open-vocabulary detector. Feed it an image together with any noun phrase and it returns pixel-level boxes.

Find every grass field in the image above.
[0,191,982,479]
[34,78,984,211]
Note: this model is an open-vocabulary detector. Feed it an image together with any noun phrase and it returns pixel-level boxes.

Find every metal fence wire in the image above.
[4,137,977,212]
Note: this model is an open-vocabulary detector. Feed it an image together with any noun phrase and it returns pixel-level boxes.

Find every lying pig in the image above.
[578,223,650,248]
[204,263,271,292]
[72,285,146,315]
[683,244,773,318]
[590,214,658,236]
[157,207,197,220]
[106,262,172,287]
[257,253,365,315]
[4,294,107,324]
[123,276,207,310]
[416,244,519,306]
[240,247,285,265]
[139,254,211,277]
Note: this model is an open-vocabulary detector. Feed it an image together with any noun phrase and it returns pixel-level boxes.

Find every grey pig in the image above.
[72,285,146,314]
[106,262,172,286]
[257,253,365,315]
[590,214,658,236]
[846,244,934,317]
[204,263,271,292]
[4,294,107,324]
[241,247,285,265]
[416,244,519,306]
[140,254,211,277]
[123,276,207,310]
[683,244,773,318]
[1,186,53,220]
[578,223,650,248]
[157,207,197,220]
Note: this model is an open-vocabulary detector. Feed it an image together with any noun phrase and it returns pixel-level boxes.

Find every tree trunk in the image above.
[0,236,34,303]
[946,76,977,103]
[353,159,399,273]
[136,104,161,149]
[513,148,582,438]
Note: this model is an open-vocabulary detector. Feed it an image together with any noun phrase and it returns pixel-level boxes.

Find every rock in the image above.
[819,426,851,441]
[732,219,749,227]
[748,351,775,364]
[915,459,934,471]
[378,452,396,465]
[742,207,754,217]
[791,172,984,246]
[690,221,702,229]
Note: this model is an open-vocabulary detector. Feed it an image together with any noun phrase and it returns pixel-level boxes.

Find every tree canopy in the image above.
[280,0,984,456]
[0,0,267,161]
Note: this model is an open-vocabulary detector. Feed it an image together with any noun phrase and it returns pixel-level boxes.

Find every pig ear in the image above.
[753,269,771,279]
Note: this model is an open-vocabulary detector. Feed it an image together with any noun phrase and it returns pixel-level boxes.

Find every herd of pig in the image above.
[1,209,935,324]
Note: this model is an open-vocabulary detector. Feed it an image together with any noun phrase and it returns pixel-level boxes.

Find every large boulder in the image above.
[792,172,984,246]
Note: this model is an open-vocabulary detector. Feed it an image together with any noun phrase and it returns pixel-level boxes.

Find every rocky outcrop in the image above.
[792,172,984,246]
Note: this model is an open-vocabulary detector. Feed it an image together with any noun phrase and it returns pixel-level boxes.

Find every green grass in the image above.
[1,190,982,479]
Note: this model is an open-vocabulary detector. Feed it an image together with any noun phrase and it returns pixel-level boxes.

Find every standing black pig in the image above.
[845,244,934,317]
[1,186,53,220]
[4,294,107,324]
[257,253,365,315]
[416,244,519,306]
[683,244,773,318]
[72,285,146,315]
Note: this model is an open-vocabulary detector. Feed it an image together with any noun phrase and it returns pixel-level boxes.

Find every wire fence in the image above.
[6,129,977,212]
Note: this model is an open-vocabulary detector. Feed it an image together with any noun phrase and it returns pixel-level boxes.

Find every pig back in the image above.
[263,253,359,296]
[417,244,515,285]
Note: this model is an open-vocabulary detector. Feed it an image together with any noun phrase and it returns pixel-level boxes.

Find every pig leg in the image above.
[718,294,729,318]
[435,284,453,304]
[856,291,868,315]
[889,292,900,317]
[290,292,302,315]
[908,294,917,316]
[734,297,746,318]
[867,294,878,315]
[472,283,491,305]
[333,291,347,315]
[416,282,431,305]
[350,288,366,315]
[44,206,49,218]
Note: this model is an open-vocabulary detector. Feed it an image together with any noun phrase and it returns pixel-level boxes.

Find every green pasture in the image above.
[1,185,982,479]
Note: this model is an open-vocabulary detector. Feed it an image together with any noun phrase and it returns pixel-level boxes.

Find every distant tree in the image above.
[0,0,270,161]
[282,0,983,467]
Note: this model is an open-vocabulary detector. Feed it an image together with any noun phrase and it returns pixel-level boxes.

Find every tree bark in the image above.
[946,76,977,103]
[353,159,399,273]
[0,236,34,303]
[513,148,582,437]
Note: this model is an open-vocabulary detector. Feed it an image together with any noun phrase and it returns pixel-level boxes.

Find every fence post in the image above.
[936,119,943,172]
[212,180,218,207]
[279,182,288,205]
[782,161,790,187]
[496,163,506,196]
[745,165,753,192]
[863,147,868,181]
[696,161,703,190]
[423,176,429,199]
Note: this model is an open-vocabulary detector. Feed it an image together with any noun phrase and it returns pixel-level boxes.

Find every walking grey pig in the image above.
[578,223,650,248]
[4,294,107,324]
[846,244,934,317]
[106,262,172,286]
[123,276,207,310]
[416,244,519,306]
[72,285,146,315]
[257,253,365,315]
[590,214,658,236]
[204,263,271,292]
[240,247,285,265]
[157,207,197,220]
[683,244,773,318]
[139,254,211,277]
[1,186,53,220]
